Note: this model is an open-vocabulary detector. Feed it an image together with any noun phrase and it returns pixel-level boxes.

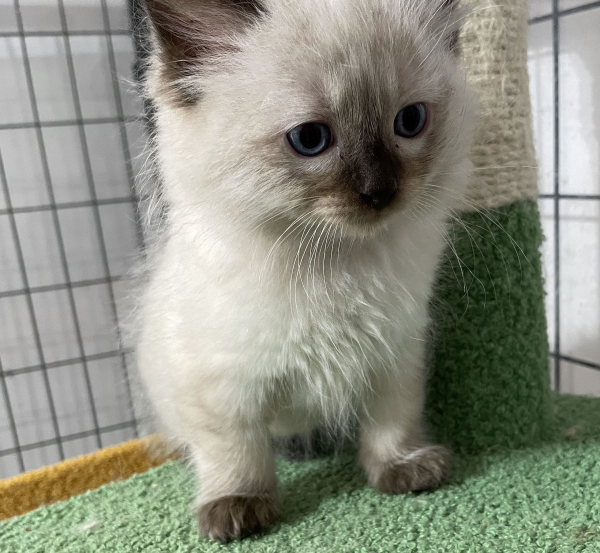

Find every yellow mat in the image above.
[0,436,170,521]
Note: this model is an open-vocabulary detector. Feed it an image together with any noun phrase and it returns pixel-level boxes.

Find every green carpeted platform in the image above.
[1,395,599,553]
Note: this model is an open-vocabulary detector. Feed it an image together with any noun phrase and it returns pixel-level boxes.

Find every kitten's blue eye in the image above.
[287,123,332,156]
[394,103,427,138]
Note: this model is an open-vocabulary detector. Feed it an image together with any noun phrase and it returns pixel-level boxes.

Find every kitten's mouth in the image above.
[311,195,400,238]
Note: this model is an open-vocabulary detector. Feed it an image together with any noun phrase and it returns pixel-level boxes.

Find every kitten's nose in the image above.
[359,187,397,210]
[355,140,399,210]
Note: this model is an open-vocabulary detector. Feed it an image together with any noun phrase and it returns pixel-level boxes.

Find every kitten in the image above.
[136,0,475,542]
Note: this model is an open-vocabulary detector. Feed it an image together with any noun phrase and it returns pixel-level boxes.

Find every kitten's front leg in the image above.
[359,368,450,495]
[189,417,278,542]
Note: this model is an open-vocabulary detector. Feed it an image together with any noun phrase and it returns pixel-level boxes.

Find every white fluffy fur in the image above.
[137,0,474,515]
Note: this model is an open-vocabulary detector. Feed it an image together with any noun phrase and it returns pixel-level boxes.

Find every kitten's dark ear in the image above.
[144,0,266,103]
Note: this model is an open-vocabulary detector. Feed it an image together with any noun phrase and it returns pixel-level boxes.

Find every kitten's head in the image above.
[144,0,474,238]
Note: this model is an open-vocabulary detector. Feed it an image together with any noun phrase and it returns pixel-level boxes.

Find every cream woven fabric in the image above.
[462,0,538,211]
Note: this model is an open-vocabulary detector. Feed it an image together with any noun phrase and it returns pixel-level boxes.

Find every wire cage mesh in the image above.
[0,0,599,479]
[0,0,144,477]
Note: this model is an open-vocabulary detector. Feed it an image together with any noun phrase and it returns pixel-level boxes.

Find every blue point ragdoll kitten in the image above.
[137,0,474,542]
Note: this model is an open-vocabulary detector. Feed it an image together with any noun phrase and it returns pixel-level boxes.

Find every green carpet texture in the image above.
[1,394,599,552]
[428,199,551,453]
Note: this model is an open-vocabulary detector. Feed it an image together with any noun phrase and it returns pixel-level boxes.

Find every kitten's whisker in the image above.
[325,220,339,284]
[424,164,537,178]
[409,199,471,300]
[425,190,517,288]
[308,220,327,291]
[292,217,320,311]
[315,221,335,303]
[418,4,454,70]
[425,184,532,274]
[336,223,345,274]
[260,209,315,286]
[419,190,525,306]
[307,221,327,292]
[307,219,325,298]
[249,198,318,234]
[318,222,335,307]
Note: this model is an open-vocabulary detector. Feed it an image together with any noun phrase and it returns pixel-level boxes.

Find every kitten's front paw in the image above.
[198,494,279,542]
[376,445,450,495]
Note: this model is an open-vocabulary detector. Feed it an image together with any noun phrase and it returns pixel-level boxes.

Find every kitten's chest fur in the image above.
[241,229,436,430]
[266,277,418,433]
[141,218,441,434]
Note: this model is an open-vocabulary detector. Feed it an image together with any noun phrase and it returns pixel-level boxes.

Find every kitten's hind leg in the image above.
[359,369,450,495]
